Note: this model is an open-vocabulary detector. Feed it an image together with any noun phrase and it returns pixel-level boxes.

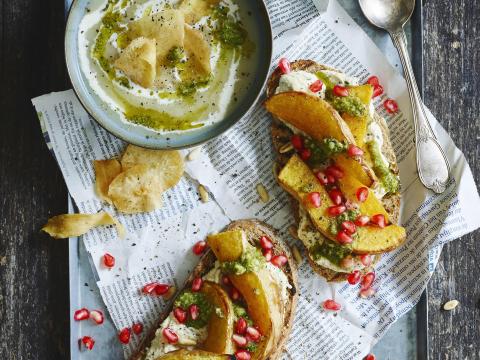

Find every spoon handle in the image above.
[390,30,450,193]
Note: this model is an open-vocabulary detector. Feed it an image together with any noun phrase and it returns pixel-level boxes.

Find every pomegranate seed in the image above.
[328,188,343,205]
[327,174,336,183]
[384,98,399,114]
[347,270,361,285]
[366,76,379,86]
[355,215,370,226]
[246,326,261,341]
[81,336,95,350]
[263,248,272,261]
[356,187,369,202]
[348,144,364,157]
[235,350,251,360]
[191,277,203,292]
[336,230,353,244]
[230,287,241,301]
[309,79,323,93]
[327,205,346,216]
[132,323,143,335]
[222,275,230,285]
[372,84,384,98]
[300,148,311,161]
[322,299,342,311]
[341,221,356,235]
[192,240,207,255]
[291,134,304,151]
[103,253,115,268]
[189,304,200,320]
[370,214,386,228]
[162,328,179,344]
[232,334,248,347]
[340,256,354,268]
[361,272,376,290]
[360,287,376,298]
[307,192,321,208]
[155,284,170,296]
[74,308,89,321]
[325,165,344,179]
[271,254,288,267]
[118,328,131,344]
[278,58,291,74]
[333,85,349,97]
[173,307,187,323]
[89,310,104,325]
[364,353,376,360]
[235,317,248,335]
[315,171,329,185]
[142,283,158,294]
[360,254,372,267]
[259,236,273,250]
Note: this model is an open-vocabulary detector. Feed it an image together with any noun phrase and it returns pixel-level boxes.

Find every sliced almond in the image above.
[187,146,202,161]
[198,184,209,203]
[443,300,459,311]
[256,183,269,203]
[279,142,294,154]
[290,245,302,264]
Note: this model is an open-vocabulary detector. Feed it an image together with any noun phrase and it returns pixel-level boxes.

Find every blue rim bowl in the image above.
[65,0,272,149]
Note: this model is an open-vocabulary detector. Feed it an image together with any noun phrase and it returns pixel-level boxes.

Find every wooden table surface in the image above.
[0,0,478,359]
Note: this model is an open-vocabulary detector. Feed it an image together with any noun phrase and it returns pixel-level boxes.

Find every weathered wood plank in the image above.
[423,0,480,358]
[0,0,70,359]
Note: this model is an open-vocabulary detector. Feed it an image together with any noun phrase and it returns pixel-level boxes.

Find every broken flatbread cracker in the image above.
[108,164,164,214]
[180,0,220,24]
[128,9,185,61]
[42,212,125,239]
[114,37,157,88]
[184,25,212,77]
[94,159,122,204]
[121,145,184,189]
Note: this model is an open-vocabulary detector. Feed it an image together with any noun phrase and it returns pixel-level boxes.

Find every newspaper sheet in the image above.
[32,0,479,359]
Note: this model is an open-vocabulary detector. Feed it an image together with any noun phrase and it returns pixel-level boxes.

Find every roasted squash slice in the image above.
[207,231,283,359]
[278,155,406,254]
[341,84,373,148]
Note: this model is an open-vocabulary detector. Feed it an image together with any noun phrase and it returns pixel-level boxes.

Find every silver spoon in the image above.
[359,0,450,194]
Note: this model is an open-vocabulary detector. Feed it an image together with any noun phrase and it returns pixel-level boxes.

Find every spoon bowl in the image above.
[359,0,414,32]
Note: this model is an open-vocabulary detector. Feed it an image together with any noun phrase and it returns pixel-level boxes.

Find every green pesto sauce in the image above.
[304,137,348,167]
[167,46,185,66]
[175,291,213,329]
[176,76,212,97]
[367,141,400,194]
[316,72,335,91]
[331,94,367,117]
[233,304,253,324]
[122,101,206,131]
[92,27,116,78]
[328,209,360,236]
[213,6,247,48]
[221,247,265,275]
[310,239,352,266]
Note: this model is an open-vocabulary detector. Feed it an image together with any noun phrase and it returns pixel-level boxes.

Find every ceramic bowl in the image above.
[65,0,272,149]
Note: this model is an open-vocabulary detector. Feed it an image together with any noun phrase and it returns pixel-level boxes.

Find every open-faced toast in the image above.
[132,220,298,360]
[265,60,405,281]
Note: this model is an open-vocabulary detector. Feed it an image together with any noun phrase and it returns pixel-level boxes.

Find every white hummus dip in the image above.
[78,0,250,132]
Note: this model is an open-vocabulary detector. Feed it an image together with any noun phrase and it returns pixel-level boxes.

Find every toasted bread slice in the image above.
[132,220,298,360]
[267,60,402,281]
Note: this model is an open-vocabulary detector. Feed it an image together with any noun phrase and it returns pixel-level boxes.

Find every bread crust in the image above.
[268,60,402,280]
[132,220,298,360]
